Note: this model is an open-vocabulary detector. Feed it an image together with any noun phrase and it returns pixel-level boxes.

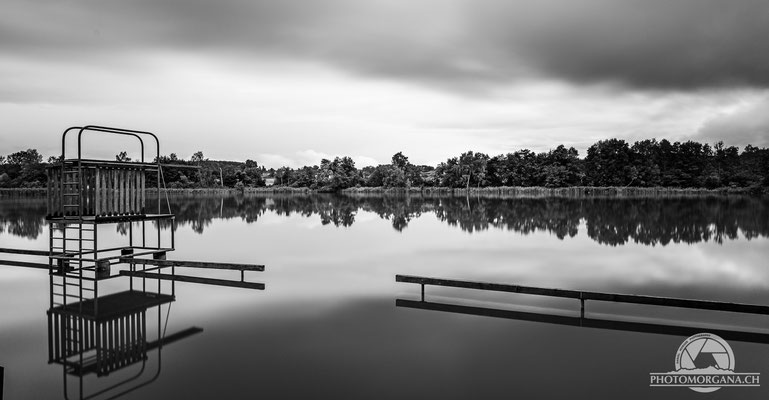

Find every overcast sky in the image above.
[1,0,768,167]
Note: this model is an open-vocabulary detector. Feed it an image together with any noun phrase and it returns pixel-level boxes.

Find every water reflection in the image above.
[2,194,768,246]
[395,274,769,345]
[47,289,194,399]
[0,197,47,239]
[116,194,769,246]
[396,300,769,344]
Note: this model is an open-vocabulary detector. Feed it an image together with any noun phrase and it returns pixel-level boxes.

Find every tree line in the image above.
[1,138,767,190]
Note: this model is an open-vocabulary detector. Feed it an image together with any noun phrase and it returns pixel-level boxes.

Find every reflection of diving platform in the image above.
[396,275,769,344]
[47,290,182,377]
[48,290,175,321]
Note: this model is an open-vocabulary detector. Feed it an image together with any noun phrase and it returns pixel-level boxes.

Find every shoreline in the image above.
[2,185,766,198]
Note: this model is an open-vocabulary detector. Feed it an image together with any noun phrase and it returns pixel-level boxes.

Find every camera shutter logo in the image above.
[650,333,760,392]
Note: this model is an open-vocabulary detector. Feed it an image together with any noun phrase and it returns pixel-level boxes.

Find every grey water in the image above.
[1,194,769,399]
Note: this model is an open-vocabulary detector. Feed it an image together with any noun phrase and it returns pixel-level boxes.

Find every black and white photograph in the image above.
[1,0,768,399]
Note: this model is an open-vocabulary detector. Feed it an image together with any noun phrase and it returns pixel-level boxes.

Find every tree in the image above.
[275,166,293,186]
[6,149,42,165]
[457,151,489,189]
[242,159,265,187]
[435,158,464,188]
[391,152,409,171]
[4,149,45,187]
[630,139,662,186]
[115,151,131,162]
[190,151,206,163]
[328,156,358,190]
[585,139,633,186]
[539,145,582,187]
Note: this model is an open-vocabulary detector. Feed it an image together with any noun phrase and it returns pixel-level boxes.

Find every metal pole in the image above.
[171,218,175,250]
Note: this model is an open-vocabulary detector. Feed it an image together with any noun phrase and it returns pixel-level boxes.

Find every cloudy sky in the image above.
[1,0,768,167]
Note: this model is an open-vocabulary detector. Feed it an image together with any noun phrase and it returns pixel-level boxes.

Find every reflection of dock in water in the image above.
[396,275,769,344]
[0,126,266,399]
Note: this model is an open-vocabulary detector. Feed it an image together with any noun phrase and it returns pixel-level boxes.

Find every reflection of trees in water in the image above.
[152,196,269,233]
[4,194,768,246]
[584,197,767,246]
[0,198,47,239]
[161,194,768,246]
[434,197,581,238]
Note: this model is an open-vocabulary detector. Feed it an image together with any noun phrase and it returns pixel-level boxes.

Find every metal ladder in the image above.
[49,222,98,308]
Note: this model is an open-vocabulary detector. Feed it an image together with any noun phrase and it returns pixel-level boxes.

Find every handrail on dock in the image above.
[395,274,769,317]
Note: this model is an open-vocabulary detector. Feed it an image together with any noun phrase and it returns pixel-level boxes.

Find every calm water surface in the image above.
[1,194,769,399]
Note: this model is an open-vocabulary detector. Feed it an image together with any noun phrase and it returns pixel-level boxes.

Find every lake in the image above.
[1,193,769,399]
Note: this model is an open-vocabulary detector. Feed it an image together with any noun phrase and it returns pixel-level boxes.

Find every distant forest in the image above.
[1,138,768,191]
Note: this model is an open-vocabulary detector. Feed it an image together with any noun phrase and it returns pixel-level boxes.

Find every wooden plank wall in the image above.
[47,165,147,217]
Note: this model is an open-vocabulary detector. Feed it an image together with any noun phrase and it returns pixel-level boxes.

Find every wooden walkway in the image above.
[120,256,265,290]
[396,274,769,316]
[120,270,264,290]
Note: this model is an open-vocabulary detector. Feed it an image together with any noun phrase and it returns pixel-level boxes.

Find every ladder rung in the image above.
[63,205,80,208]
[63,194,80,197]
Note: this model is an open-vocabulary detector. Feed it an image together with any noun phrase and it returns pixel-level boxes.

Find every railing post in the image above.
[580,292,585,318]
[421,283,425,302]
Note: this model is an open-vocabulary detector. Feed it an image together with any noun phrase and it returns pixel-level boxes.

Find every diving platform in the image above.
[0,125,267,399]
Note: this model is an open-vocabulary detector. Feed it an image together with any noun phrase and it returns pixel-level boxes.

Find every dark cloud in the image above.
[482,0,769,90]
[2,0,769,92]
